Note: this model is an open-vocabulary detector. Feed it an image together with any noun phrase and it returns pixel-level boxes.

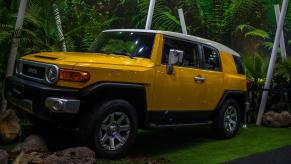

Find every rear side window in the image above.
[233,56,245,75]
[203,46,221,71]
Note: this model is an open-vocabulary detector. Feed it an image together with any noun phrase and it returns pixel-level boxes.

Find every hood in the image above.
[21,52,155,68]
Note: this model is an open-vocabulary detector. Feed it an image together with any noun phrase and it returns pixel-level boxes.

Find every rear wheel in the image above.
[79,99,138,158]
[213,99,241,139]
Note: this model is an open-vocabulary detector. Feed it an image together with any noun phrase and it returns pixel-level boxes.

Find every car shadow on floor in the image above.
[129,125,213,157]
[33,124,214,158]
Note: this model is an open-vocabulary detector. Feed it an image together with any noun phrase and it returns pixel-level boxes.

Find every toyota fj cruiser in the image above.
[4,29,247,158]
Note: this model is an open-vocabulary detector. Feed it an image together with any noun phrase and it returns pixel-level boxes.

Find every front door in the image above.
[152,36,208,111]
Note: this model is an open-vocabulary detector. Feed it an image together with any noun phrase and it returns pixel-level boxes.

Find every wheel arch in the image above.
[79,82,148,129]
[215,91,247,121]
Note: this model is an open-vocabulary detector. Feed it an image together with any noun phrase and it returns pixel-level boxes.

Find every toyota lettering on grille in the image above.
[22,64,46,79]
[27,67,38,75]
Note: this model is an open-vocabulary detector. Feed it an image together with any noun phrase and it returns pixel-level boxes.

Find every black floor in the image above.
[226,146,291,164]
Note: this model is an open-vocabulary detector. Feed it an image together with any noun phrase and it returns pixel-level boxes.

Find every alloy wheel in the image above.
[224,105,238,134]
[98,112,131,151]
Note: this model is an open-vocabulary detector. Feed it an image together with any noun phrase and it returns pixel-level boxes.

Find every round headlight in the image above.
[46,65,59,84]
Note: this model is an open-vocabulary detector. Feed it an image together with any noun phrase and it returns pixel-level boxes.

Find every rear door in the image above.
[201,45,224,110]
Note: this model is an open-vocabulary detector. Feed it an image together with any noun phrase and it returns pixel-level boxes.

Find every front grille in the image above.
[16,59,59,84]
[22,64,46,79]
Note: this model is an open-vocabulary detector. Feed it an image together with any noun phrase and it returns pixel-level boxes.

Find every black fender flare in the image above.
[79,82,148,129]
[215,90,247,120]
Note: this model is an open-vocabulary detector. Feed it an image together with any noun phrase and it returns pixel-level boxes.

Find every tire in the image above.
[79,99,138,158]
[213,98,241,139]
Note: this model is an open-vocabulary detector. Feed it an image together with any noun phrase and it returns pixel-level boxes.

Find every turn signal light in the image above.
[59,69,90,82]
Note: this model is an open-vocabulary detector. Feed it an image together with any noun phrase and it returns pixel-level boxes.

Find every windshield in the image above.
[89,31,156,59]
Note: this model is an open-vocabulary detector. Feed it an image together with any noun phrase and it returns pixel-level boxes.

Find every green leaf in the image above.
[243,54,269,84]
[235,24,255,33]
[262,42,273,50]
[0,31,11,43]
[245,29,270,39]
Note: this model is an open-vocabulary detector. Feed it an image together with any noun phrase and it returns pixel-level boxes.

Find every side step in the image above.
[149,121,213,129]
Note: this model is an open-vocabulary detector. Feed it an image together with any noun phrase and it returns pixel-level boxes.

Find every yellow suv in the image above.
[5,29,247,158]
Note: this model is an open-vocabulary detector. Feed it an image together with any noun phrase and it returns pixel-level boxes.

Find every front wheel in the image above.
[79,100,138,158]
[213,99,241,139]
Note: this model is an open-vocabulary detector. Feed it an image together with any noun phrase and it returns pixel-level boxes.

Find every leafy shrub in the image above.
[244,55,291,122]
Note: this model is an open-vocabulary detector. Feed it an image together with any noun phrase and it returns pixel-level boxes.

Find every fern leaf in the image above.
[236,24,255,34]
[245,29,270,39]
[262,41,273,50]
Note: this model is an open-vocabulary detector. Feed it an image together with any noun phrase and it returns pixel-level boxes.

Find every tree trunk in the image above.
[53,4,67,52]
[1,0,28,112]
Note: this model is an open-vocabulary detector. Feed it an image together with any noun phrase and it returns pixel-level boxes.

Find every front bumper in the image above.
[4,76,82,127]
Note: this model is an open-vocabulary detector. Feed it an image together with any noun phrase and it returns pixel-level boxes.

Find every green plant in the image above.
[196,0,233,41]
[234,24,272,52]
[135,0,180,32]
[266,59,291,113]
[0,1,67,54]
[284,0,291,33]
[244,54,269,85]
[235,24,270,39]
[244,55,291,122]
[243,54,269,122]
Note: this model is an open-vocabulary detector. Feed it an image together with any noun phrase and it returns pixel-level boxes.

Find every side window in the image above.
[162,37,200,68]
[233,56,245,75]
[203,46,221,71]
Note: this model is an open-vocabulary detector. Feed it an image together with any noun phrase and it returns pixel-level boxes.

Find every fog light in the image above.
[51,100,64,111]
[45,97,80,113]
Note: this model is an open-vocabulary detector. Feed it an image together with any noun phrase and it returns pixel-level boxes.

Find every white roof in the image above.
[103,29,240,57]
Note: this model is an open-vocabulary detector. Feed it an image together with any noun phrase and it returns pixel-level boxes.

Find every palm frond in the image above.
[235,24,255,34]
[134,0,180,32]
[245,29,270,39]
[234,23,269,40]
[262,41,273,50]
[275,59,291,80]
[284,0,291,32]
[0,30,11,44]
[243,54,269,83]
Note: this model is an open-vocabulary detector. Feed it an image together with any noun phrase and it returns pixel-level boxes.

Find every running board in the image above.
[149,121,213,129]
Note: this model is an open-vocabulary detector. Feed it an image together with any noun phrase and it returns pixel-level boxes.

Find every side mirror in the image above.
[167,49,184,74]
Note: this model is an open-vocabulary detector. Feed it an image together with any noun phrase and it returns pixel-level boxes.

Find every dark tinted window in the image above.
[89,32,155,58]
[203,46,221,71]
[162,37,200,68]
[233,56,245,74]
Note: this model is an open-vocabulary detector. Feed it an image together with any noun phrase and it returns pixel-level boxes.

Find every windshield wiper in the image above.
[111,51,134,59]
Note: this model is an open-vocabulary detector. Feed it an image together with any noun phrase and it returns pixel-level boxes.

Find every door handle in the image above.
[194,76,206,82]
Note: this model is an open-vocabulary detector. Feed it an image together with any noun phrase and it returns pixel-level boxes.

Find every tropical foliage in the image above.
[1,0,290,56]
[244,55,291,122]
